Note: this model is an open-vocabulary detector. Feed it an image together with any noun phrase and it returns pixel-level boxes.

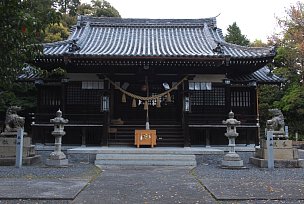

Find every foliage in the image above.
[0,0,61,87]
[277,1,304,83]
[43,23,70,43]
[61,13,77,28]
[78,0,121,17]
[225,22,250,46]
[77,3,95,16]
[258,84,283,130]
[55,0,80,16]
[250,39,267,47]
[92,0,120,17]
[49,67,67,78]
[0,83,37,114]
[267,1,304,136]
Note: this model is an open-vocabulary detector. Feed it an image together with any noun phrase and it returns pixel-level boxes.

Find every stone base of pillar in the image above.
[45,158,68,167]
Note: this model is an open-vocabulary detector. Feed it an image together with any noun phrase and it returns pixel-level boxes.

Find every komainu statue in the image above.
[266,108,285,137]
[4,106,25,132]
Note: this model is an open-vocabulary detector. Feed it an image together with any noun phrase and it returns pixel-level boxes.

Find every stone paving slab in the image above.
[201,178,304,201]
[0,178,90,200]
[72,166,216,204]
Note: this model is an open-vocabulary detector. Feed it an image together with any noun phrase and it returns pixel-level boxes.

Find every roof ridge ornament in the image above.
[68,39,80,52]
[213,43,224,54]
[77,16,82,28]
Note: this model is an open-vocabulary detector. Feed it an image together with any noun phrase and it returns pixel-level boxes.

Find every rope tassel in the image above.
[122,93,126,103]
[166,92,171,102]
[156,97,161,108]
[144,100,148,110]
[132,98,137,108]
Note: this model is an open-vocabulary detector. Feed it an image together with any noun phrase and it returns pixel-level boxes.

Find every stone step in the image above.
[94,153,197,166]
[96,153,195,160]
[95,159,196,166]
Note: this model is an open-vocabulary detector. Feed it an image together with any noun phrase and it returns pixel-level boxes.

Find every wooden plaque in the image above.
[134,129,157,148]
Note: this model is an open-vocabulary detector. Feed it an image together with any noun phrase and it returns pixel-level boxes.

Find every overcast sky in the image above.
[81,0,299,42]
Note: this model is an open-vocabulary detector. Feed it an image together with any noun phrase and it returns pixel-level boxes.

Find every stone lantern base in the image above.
[46,158,69,166]
[221,152,245,169]
[45,149,69,167]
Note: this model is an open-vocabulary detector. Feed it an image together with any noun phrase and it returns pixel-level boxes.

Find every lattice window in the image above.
[231,90,251,107]
[67,83,103,105]
[190,87,225,106]
[82,81,104,89]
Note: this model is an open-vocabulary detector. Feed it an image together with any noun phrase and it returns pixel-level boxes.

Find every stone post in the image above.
[46,109,69,166]
[221,111,244,169]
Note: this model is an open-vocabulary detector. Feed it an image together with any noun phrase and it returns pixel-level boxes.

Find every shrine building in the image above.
[27,16,283,147]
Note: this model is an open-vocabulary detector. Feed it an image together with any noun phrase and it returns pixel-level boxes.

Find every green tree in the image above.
[0,0,61,87]
[43,23,70,43]
[0,0,60,118]
[269,1,304,136]
[77,3,95,16]
[225,22,250,46]
[91,0,121,17]
[56,0,81,16]
[250,39,267,47]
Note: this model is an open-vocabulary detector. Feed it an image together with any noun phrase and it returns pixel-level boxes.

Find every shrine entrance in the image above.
[112,82,182,125]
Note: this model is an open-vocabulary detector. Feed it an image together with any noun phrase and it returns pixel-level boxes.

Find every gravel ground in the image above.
[0,163,100,180]
[0,149,303,204]
[194,150,304,204]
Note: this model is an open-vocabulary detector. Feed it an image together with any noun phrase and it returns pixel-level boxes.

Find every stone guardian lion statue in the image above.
[4,106,25,132]
[266,108,285,138]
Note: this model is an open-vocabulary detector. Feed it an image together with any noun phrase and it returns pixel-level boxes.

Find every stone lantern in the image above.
[46,109,69,166]
[221,111,244,169]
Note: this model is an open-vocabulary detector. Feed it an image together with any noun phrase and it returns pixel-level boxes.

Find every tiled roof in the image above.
[231,66,285,84]
[19,65,283,84]
[42,16,275,60]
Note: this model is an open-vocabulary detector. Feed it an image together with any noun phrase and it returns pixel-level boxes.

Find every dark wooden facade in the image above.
[29,16,283,147]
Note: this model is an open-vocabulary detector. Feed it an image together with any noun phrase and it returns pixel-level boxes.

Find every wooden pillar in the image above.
[101,111,109,146]
[183,112,190,147]
[81,127,87,147]
[251,84,259,146]
[182,80,191,147]
[225,82,231,114]
[60,80,67,114]
[205,129,211,147]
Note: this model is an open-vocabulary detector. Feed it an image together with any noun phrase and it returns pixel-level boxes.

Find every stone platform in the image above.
[67,147,224,165]
[250,139,303,168]
[0,133,41,166]
[250,157,304,168]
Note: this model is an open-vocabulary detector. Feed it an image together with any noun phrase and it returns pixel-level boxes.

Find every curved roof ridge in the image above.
[77,15,217,27]
[43,39,73,48]
[75,22,91,46]
[202,23,218,52]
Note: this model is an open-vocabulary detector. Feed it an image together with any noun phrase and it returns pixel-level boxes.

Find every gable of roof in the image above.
[231,66,285,84]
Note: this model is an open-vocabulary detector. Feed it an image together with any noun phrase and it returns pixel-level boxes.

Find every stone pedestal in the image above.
[222,153,244,167]
[45,132,69,166]
[221,132,245,169]
[0,132,41,166]
[250,139,303,168]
